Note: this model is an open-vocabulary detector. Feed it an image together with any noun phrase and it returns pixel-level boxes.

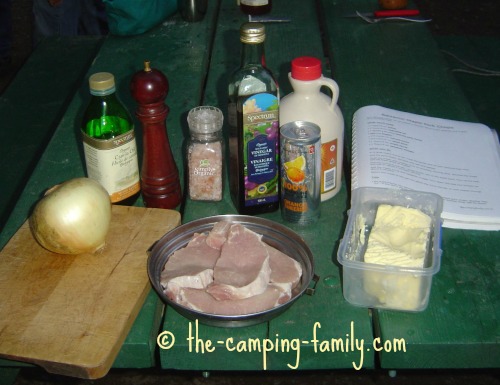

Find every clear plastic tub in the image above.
[337,187,443,312]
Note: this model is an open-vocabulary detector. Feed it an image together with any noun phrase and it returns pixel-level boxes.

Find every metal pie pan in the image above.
[148,215,316,328]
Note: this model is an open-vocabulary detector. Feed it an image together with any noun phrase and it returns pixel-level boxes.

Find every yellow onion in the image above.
[29,177,112,255]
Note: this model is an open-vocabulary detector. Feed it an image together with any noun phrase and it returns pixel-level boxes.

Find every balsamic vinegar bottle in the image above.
[81,72,140,205]
[228,22,280,215]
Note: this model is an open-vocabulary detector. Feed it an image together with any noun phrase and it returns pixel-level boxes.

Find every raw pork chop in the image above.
[206,224,271,301]
[161,233,220,301]
[205,221,232,250]
[266,244,302,290]
[178,284,289,315]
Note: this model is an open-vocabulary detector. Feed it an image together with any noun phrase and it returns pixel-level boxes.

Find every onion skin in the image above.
[29,178,112,255]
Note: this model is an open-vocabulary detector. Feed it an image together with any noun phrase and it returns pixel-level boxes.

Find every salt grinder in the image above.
[130,61,182,209]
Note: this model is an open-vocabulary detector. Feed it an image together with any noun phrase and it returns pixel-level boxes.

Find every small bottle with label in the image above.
[81,72,140,205]
[186,106,224,201]
[279,56,344,201]
[228,22,280,215]
[240,0,272,16]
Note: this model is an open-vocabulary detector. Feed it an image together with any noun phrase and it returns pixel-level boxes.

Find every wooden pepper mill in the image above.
[130,61,182,209]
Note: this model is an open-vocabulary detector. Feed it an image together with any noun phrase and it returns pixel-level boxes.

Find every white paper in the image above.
[352,105,500,230]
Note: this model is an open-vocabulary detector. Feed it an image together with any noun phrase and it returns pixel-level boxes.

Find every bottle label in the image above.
[82,130,140,203]
[188,142,223,201]
[321,139,337,193]
[242,93,279,207]
[241,0,268,5]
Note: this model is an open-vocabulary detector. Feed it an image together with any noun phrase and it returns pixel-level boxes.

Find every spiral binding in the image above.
[351,112,359,190]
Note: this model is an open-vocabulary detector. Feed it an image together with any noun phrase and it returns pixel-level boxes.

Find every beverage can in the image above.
[280,121,321,224]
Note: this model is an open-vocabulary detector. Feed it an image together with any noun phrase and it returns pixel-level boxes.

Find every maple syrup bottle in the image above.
[240,0,272,16]
[280,56,344,202]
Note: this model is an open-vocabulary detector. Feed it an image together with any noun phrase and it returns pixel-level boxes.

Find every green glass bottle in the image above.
[82,72,140,205]
[228,22,280,215]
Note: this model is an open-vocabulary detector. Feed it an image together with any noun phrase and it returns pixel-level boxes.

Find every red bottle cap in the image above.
[291,56,322,81]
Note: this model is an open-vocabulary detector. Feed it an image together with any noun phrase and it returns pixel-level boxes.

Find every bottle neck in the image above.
[90,87,115,97]
[90,93,117,103]
[241,41,266,68]
[289,76,322,94]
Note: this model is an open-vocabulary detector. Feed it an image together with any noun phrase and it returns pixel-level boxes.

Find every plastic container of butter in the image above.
[337,187,443,312]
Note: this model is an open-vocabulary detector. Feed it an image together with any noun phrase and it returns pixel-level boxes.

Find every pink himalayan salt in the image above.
[188,141,223,201]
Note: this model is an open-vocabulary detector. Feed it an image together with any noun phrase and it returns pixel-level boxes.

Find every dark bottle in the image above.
[81,72,140,205]
[228,22,280,215]
[240,0,272,15]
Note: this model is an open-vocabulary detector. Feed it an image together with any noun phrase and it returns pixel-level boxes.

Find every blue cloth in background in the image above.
[103,0,178,36]
[32,0,108,46]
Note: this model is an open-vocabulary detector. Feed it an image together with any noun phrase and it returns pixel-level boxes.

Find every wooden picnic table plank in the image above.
[436,35,500,131]
[0,5,216,373]
[0,36,103,233]
[160,0,375,371]
[319,0,500,369]
[158,0,270,370]
[1,0,498,377]
[374,230,500,369]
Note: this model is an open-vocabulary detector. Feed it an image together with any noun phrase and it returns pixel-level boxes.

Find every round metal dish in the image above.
[148,215,316,328]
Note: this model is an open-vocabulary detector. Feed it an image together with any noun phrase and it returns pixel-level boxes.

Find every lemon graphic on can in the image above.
[284,155,306,183]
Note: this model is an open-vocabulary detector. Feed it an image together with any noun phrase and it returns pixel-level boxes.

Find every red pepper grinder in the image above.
[130,61,182,209]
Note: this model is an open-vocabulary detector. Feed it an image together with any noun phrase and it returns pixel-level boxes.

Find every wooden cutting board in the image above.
[0,205,180,379]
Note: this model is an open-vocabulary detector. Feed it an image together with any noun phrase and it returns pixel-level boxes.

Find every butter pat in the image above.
[338,187,443,312]
[363,204,432,311]
[364,204,431,267]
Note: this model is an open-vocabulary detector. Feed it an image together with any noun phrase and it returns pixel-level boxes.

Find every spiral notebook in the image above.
[351,105,500,230]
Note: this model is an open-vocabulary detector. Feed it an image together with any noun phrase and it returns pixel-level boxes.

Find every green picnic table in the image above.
[0,0,498,382]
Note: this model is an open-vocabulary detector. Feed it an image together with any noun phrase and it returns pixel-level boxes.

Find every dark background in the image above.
[1,0,500,94]
[415,0,500,36]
